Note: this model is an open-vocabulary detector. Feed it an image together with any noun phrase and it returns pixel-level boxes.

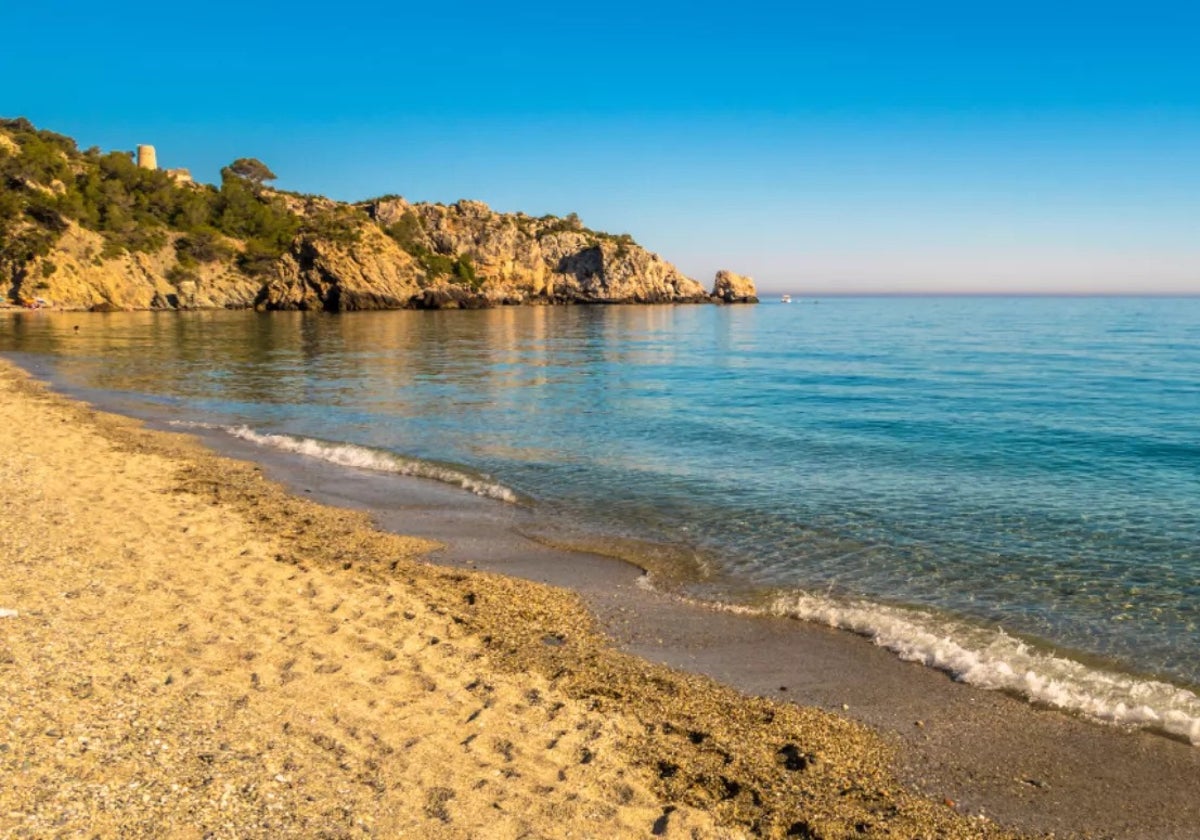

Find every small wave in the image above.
[224,426,520,503]
[166,419,222,430]
[725,590,1200,744]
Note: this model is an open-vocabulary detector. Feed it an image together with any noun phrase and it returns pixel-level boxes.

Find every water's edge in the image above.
[16,355,1200,839]
[12,353,1199,747]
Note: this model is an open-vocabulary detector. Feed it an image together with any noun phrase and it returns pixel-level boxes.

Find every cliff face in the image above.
[365,198,711,307]
[2,120,756,311]
[260,223,425,311]
[15,223,261,311]
[26,201,740,312]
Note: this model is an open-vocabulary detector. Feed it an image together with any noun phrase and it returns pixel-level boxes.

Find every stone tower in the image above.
[136,144,157,170]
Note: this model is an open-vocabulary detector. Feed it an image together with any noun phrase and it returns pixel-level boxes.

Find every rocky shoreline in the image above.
[9,205,760,313]
[1,120,758,313]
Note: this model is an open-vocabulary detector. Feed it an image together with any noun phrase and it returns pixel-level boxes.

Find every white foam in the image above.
[0,608,18,619]
[726,590,1200,745]
[166,420,221,430]
[224,426,520,504]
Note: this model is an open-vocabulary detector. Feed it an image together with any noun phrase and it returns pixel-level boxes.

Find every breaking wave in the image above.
[177,422,521,503]
[723,590,1200,744]
[226,426,521,503]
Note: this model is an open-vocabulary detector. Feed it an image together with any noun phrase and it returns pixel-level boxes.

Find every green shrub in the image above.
[175,227,234,263]
[238,239,285,276]
[420,251,455,279]
[23,196,68,233]
[451,253,479,288]
[166,264,198,285]
[301,207,364,246]
[383,210,425,251]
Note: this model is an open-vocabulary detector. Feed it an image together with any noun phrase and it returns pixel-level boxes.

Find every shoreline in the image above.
[9,305,1196,734]
[0,359,1001,838]
[198,408,1200,839]
[47,343,1200,748]
[2,360,1200,837]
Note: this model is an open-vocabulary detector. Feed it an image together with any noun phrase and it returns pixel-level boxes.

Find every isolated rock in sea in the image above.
[711,270,759,303]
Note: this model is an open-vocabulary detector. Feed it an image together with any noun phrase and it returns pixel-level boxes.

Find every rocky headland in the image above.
[0,119,757,311]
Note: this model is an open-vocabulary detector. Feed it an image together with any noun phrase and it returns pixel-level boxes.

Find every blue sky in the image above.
[4,0,1199,293]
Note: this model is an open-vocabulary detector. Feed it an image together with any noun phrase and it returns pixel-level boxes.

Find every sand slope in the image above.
[0,362,1012,839]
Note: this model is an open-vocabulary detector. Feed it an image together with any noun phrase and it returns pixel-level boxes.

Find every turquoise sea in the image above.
[4,297,1199,742]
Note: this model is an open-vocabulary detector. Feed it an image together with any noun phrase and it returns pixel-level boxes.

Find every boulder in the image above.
[711,270,758,303]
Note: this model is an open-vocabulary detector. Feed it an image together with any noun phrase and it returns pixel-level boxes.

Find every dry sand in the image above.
[0,361,1017,838]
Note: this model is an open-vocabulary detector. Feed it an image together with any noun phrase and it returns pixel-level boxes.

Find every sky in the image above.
[3,0,1199,294]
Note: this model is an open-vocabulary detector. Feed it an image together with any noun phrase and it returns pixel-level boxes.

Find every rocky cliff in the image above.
[16,222,261,311]
[1,119,756,311]
[359,198,713,307]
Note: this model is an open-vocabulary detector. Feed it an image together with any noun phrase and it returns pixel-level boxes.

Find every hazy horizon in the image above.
[6,0,1198,295]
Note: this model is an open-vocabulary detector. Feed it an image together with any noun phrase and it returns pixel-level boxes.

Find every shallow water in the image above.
[4,298,1199,740]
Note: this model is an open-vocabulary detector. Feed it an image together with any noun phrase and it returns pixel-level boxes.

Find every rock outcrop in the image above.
[711,270,759,303]
[260,224,423,311]
[1,119,756,312]
[20,223,259,311]
[13,200,749,312]
[364,198,710,306]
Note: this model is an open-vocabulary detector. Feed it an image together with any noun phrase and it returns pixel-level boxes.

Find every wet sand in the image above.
[1,358,1197,838]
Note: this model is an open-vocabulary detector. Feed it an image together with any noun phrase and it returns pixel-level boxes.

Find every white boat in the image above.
[780,294,792,303]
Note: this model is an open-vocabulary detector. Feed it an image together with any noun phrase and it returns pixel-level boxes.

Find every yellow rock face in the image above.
[27,223,259,311]
[711,270,758,303]
[11,191,744,311]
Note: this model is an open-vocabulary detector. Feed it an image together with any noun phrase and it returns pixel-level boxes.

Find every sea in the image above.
[3,296,1198,743]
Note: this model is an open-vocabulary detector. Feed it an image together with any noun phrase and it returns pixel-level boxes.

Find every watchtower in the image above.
[136,144,157,170]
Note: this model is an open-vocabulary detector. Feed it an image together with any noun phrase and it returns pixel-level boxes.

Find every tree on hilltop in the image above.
[222,158,277,188]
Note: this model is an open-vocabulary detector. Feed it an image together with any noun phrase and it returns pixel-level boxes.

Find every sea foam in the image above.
[747,590,1200,744]
[221,425,520,503]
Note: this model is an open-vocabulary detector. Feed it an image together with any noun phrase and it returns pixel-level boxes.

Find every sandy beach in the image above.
[0,358,1018,838]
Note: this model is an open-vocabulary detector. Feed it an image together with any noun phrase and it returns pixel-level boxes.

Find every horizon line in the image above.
[762,292,1200,298]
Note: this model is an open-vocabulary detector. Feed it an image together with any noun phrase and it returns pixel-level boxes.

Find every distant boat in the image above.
[780,294,792,303]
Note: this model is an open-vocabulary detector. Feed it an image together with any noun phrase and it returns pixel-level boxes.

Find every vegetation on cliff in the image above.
[1,118,755,310]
